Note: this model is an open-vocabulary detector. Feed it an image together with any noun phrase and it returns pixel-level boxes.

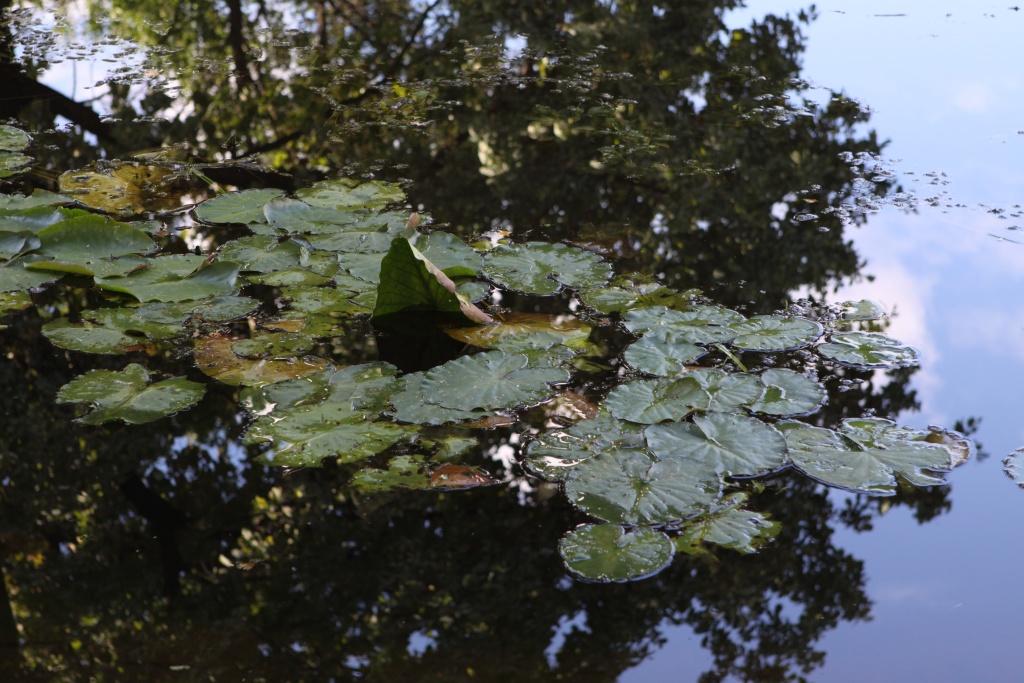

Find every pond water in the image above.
[1,1,1021,681]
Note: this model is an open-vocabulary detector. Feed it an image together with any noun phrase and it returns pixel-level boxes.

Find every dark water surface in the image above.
[1,1,1021,681]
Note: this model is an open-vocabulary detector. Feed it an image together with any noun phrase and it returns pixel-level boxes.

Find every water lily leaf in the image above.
[194,334,331,386]
[0,190,72,210]
[444,312,590,352]
[749,368,825,417]
[137,296,260,324]
[350,455,429,493]
[0,206,82,234]
[387,370,491,425]
[304,212,409,253]
[263,197,358,235]
[604,376,710,424]
[564,450,721,525]
[193,188,285,224]
[0,232,40,261]
[727,315,822,352]
[27,214,155,277]
[58,161,184,215]
[337,251,386,283]
[840,299,885,321]
[524,411,647,480]
[416,230,482,278]
[817,331,920,368]
[296,178,405,210]
[282,284,374,317]
[42,308,182,354]
[705,372,764,412]
[559,524,674,583]
[482,241,612,295]
[645,412,789,478]
[232,332,316,359]
[0,261,64,292]
[420,350,568,412]
[372,237,491,329]
[56,363,204,425]
[623,305,743,344]
[0,291,32,320]
[95,255,238,302]
[0,125,31,152]
[579,273,700,314]
[778,419,962,494]
[676,493,780,555]
[428,463,499,490]
[262,420,416,468]
[622,333,706,376]
[0,154,33,178]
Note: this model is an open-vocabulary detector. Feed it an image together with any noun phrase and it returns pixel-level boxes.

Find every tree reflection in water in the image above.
[0,1,958,680]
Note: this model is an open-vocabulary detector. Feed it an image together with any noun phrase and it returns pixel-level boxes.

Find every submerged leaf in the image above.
[559,524,674,582]
[56,363,204,425]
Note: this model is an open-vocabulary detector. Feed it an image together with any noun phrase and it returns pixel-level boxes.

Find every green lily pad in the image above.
[578,273,700,314]
[282,285,373,318]
[0,232,40,261]
[415,230,482,279]
[42,308,181,354]
[194,334,332,386]
[193,188,285,224]
[0,290,32,319]
[727,315,822,352]
[482,241,612,295]
[372,237,491,329]
[0,261,64,292]
[263,197,359,235]
[29,214,155,278]
[564,450,721,525]
[701,371,765,412]
[778,418,964,494]
[0,154,33,178]
[387,370,491,425]
[444,312,591,353]
[136,296,260,324]
[0,190,72,210]
[622,333,706,376]
[96,255,239,302]
[304,212,409,253]
[420,350,569,412]
[645,412,789,478]
[749,368,825,417]
[232,332,316,359]
[604,376,710,424]
[559,524,674,582]
[676,493,780,555]
[817,331,920,369]
[296,178,406,210]
[840,299,885,321]
[350,455,429,494]
[524,411,647,480]
[623,305,743,344]
[0,125,31,152]
[56,363,205,425]
[0,206,78,233]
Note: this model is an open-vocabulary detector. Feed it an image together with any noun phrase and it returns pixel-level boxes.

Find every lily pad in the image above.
[296,178,405,210]
[676,493,781,555]
[372,237,491,329]
[194,334,332,386]
[482,241,612,295]
[350,455,429,493]
[817,331,920,369]
[0,125,31,152]
[420,350,569,412]
[29,214,155,278]
[579,273,700,314]
[43,308,181,354]
[702,371,765,412]
[559,524,674,582]
[232,332,316,359]
[622,333,706,376]
[0,190,72,210]
[263,197,359,235]
[623,305,743,344]
[444,312,591,352]
[564,450,721,525]
[58,161,183,215]
[415,230,482,278]
[0,261,64,292]
[95,255,239,302]
[645,412,789,478]
[524,411,647,480]
[194,188,285,224]
[779,419,964,494]
[840,299,885,321]
[727,315,822,352]
[56,363,204,425]
[749,368,825,417]
[388,370,491,425]
[604,376,710,424]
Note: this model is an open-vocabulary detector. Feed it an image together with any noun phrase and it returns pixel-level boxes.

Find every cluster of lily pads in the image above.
[0,133,971,582]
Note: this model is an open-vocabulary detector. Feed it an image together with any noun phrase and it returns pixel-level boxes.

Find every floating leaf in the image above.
[444,312,590,352]
[840,299,885,321]
[56,363,204,425]
[727,315,822,352]
[420,350,568,412]
[0,190,72,210]
[0,125,31,152]
[623,305,743,344]
[428,463,499,490]
[524,411,647,480]
[779,419,963,494]
[372,237,491,329]
[704,372,764,412]
[303,212,409,253]
[194,334,331,386]
[232,332,315,359]
[0,206,78,233]
[621,333,706,376]
[482,241,612,295]
[578,273,700,314]
[416,230,482,278]
[136,296,260,325]
[0,261,63,292]
[0,291,32,320]
[817,331,920,368]
[350,455,428,493]
[604,376,710,424]
[388,371,491,425]
[564,450,721,525]
[194,188,285,224]
[96,255,238,302]
[749,368,825,417]
[43,308,181,354]
[0,231,40,261]
[296,178,405,210]
[58,161,184,215]
[559,524,674,582]
[645,412,789,478]
[676,493,780,555]
[282,285,373,317]
[262,197,357,235]
[29,214,155,277]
